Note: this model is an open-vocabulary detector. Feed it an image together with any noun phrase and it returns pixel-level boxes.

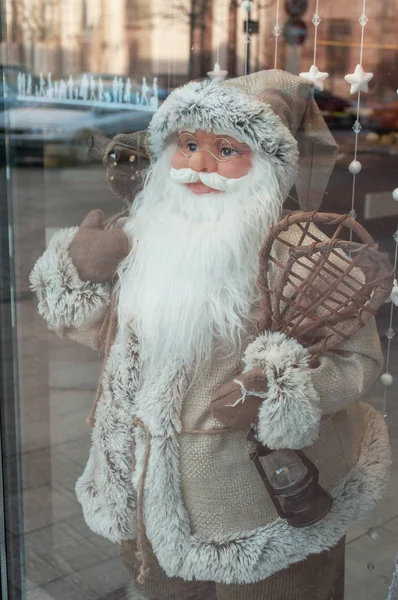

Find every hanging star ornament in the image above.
[299,65,329,91]
[207,62,228,82]
[344,64,374,94]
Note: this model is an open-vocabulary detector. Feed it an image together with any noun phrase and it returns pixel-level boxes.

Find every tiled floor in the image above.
[22,330,125,600]
[9,158,398,599]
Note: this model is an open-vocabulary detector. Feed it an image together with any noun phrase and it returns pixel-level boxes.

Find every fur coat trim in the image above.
[243,331,322,449]
[29,228,111,331]
[31,228,389,584]
[75,331,141,543]
[72,322,389,584]
[138,401,389,584]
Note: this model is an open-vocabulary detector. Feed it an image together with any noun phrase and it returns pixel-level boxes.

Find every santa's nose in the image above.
[188,149,217,173]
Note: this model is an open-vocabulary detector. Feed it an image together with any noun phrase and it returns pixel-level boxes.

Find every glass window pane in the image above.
[0,1,397,599]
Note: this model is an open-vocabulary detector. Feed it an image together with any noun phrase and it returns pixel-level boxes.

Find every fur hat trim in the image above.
[148,80,299,174]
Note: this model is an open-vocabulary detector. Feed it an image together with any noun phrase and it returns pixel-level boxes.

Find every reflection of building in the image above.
[236,0,398,100]
[255,0,398,100]
[2,0,398,99]
[299,0,397,99]
[3,0,220,87]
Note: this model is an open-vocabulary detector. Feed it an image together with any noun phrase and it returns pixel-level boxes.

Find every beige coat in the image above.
[30,220,390,585]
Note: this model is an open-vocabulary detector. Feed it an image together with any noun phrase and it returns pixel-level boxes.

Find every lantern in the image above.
[248,428,333,527]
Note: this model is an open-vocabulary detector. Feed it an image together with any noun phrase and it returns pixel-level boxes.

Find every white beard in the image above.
[117,146,284,377]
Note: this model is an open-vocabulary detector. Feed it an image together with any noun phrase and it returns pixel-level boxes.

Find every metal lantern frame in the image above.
[248,428,333,527]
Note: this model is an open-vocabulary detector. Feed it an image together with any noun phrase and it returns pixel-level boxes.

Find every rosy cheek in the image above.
[171,151,188,169]
[219,157,252,179]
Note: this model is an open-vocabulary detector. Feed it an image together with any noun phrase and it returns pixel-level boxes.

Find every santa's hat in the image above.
[148,69,338,211]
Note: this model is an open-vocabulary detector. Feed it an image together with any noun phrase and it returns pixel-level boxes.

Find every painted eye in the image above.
[186,142,199,153]
[220,146,238,158]
[178,133,199,156]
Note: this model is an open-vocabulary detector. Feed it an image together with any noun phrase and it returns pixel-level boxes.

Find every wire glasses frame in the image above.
[178,132,238,163]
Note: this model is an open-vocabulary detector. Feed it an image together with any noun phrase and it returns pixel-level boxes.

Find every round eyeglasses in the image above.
[178,132,239,163]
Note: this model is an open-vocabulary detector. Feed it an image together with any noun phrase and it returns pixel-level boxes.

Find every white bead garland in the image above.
[345,64,374,95]
[383,231,398,418]
[346,0,370,238]
[381,373,394,387]
[300,65,329,92]
[241,0,252,12]
[299,0,328,91]
[273,0,281,69]
[207,63,228,81]
[390,279,398,307]
[210,0,227,81]
[241,0,252,74]
[348,160,362,175]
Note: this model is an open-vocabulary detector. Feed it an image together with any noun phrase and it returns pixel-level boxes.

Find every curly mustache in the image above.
[169,167,249,192]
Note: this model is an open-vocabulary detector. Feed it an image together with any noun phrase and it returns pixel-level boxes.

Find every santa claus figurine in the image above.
[30,70,390,600]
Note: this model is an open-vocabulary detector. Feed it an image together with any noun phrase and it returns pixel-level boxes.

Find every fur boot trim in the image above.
[243,331,322,449]
[29,227,111,331]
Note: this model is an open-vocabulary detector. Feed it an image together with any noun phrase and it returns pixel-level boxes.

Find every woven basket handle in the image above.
[256,212,395,361]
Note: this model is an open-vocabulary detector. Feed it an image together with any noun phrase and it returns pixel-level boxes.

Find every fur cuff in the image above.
[243,331,321,449]
[29,227,111,331]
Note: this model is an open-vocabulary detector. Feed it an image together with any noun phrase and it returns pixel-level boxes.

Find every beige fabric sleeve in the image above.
[62,323,104,352]
[310,316,384,415]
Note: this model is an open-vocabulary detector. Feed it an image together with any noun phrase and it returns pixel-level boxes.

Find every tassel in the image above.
[136,564,150,586]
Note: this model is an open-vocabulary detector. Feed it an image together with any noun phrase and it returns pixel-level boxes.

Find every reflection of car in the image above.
[368,100,398,133]
[313,89,356,128]
[0,103,154,164]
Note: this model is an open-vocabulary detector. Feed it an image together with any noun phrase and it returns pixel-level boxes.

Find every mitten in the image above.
[210,368,268,428]
[69,210,130,283]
